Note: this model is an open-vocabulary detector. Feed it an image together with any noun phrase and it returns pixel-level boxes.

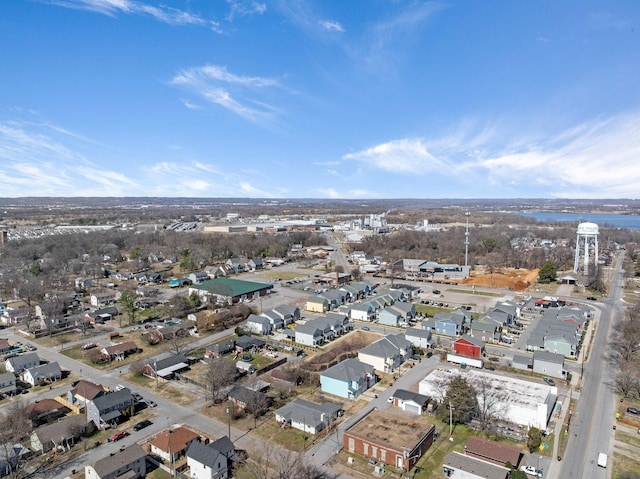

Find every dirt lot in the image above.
[460,267,539,292]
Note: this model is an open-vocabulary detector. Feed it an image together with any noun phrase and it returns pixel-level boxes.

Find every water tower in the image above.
[573,222,599,276]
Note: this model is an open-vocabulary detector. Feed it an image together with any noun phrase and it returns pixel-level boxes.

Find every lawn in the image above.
[613,452,640,478]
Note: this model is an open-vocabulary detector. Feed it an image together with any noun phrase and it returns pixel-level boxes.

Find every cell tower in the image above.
[573,222,599,276]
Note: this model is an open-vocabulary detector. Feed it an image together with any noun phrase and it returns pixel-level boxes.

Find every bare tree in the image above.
[0,401,37,479]
[472,376,509,432]
[242,444,338,479]
[168,333,191,357]
[203,358,238,404]
[247,391,271,429]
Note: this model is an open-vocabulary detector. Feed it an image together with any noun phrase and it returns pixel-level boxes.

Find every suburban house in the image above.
[469,320,500,343]
[318,290,348,310]
[0,307,30,325]
[452,337,485,359]
[21,362,62,386]
[189,278,273,305]
[68,380,108,410]
[26,398,70,426]
[293,323,325,347]
[320,358,376,399]
[275,399,342,434]
[544,334,578,358]
[0,338,12,354]
[349,303,376,322]
[533,351,567,379]
[142,354,191,381]
[87,389,135,429]
[227,385,271,412]
[100,341,139,362]
[149,426,200,463]
[90,292,119,308]
[205,340,236,359]
[386,301,415,321]
[358,334,412,373]
[306,296,329,314]
[187,272,210,285]
[85,306,119,324]
[404,327,433,349]
[186,436,234,479]
[245,314,273,335]
[512,355,533,372]
[443,451,510,479]
[85,444,147,479]
[259,310,284,330]
[269,305,300,326]
[390,389,432,415]
[377,307,403,327]
[432,311,467,337]
[339,281,373,301]
[248,257,264,270]
[344,410,436,471]
[5,353,40,373]
[464,436,522,467]
[30,414,88,453]
[0,372,16,397]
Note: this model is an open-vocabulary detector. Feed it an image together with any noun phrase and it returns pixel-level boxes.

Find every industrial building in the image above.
[419,369,557,430]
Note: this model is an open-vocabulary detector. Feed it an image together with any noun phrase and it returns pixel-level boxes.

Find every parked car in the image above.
[108,431,128,442]
[627,407,639,415]
[543,377,556,386]
[387,396,395,404]
[586,296,597,301]
[361,326,370,331]
[147,400,157,408]
[432,289,441,295]
[133,419,152,431]
[520,465,543,477]
[410,355,421,362]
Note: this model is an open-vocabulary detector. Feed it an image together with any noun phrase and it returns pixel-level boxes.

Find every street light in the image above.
[226,405,231,440]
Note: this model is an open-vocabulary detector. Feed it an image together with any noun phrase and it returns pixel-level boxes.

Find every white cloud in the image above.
[0,119,140,196]
[316,187,377,199]
[343,138,447,174]
[45,0,223,32]
[226,0,266,21]
[319,20,344,32]
[346,112,640,198]
[170,65,284,125]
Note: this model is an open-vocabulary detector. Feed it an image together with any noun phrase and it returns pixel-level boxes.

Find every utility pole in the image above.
[464,210,470,267]
[449,401,455,438]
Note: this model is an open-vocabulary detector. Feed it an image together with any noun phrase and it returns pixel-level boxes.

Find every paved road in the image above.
[559,252,626,478]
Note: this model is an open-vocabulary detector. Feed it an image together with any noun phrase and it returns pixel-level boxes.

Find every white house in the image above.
[245,314,272,335]
[358,334,412,373]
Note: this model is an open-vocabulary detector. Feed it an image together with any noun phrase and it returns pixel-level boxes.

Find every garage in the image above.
[391,389,431,415]
[403,403,421,415]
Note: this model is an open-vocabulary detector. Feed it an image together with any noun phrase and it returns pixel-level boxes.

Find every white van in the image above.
[597,452,607,468]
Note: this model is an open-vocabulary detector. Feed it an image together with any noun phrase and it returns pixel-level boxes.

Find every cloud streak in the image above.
[343,112,640,198]
[45,0,222,32]
[170,65,285,125]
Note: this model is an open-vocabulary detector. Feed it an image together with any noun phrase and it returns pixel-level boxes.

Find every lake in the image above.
[515,212,640,231]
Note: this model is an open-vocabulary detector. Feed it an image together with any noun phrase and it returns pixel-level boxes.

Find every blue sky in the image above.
[1,1,639,199]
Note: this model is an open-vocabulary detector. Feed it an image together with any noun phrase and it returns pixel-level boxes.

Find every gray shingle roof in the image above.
[321,358,374,382]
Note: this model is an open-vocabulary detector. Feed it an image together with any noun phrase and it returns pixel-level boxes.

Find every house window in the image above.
[363,443,368,455]
[380,450,386,462]
[348,438,354,452]
[372,446,377,458]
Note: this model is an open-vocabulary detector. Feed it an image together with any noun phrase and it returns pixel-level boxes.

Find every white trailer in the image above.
[236,360,255,374]
[597,452,607,468]
[447,353,483,369]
